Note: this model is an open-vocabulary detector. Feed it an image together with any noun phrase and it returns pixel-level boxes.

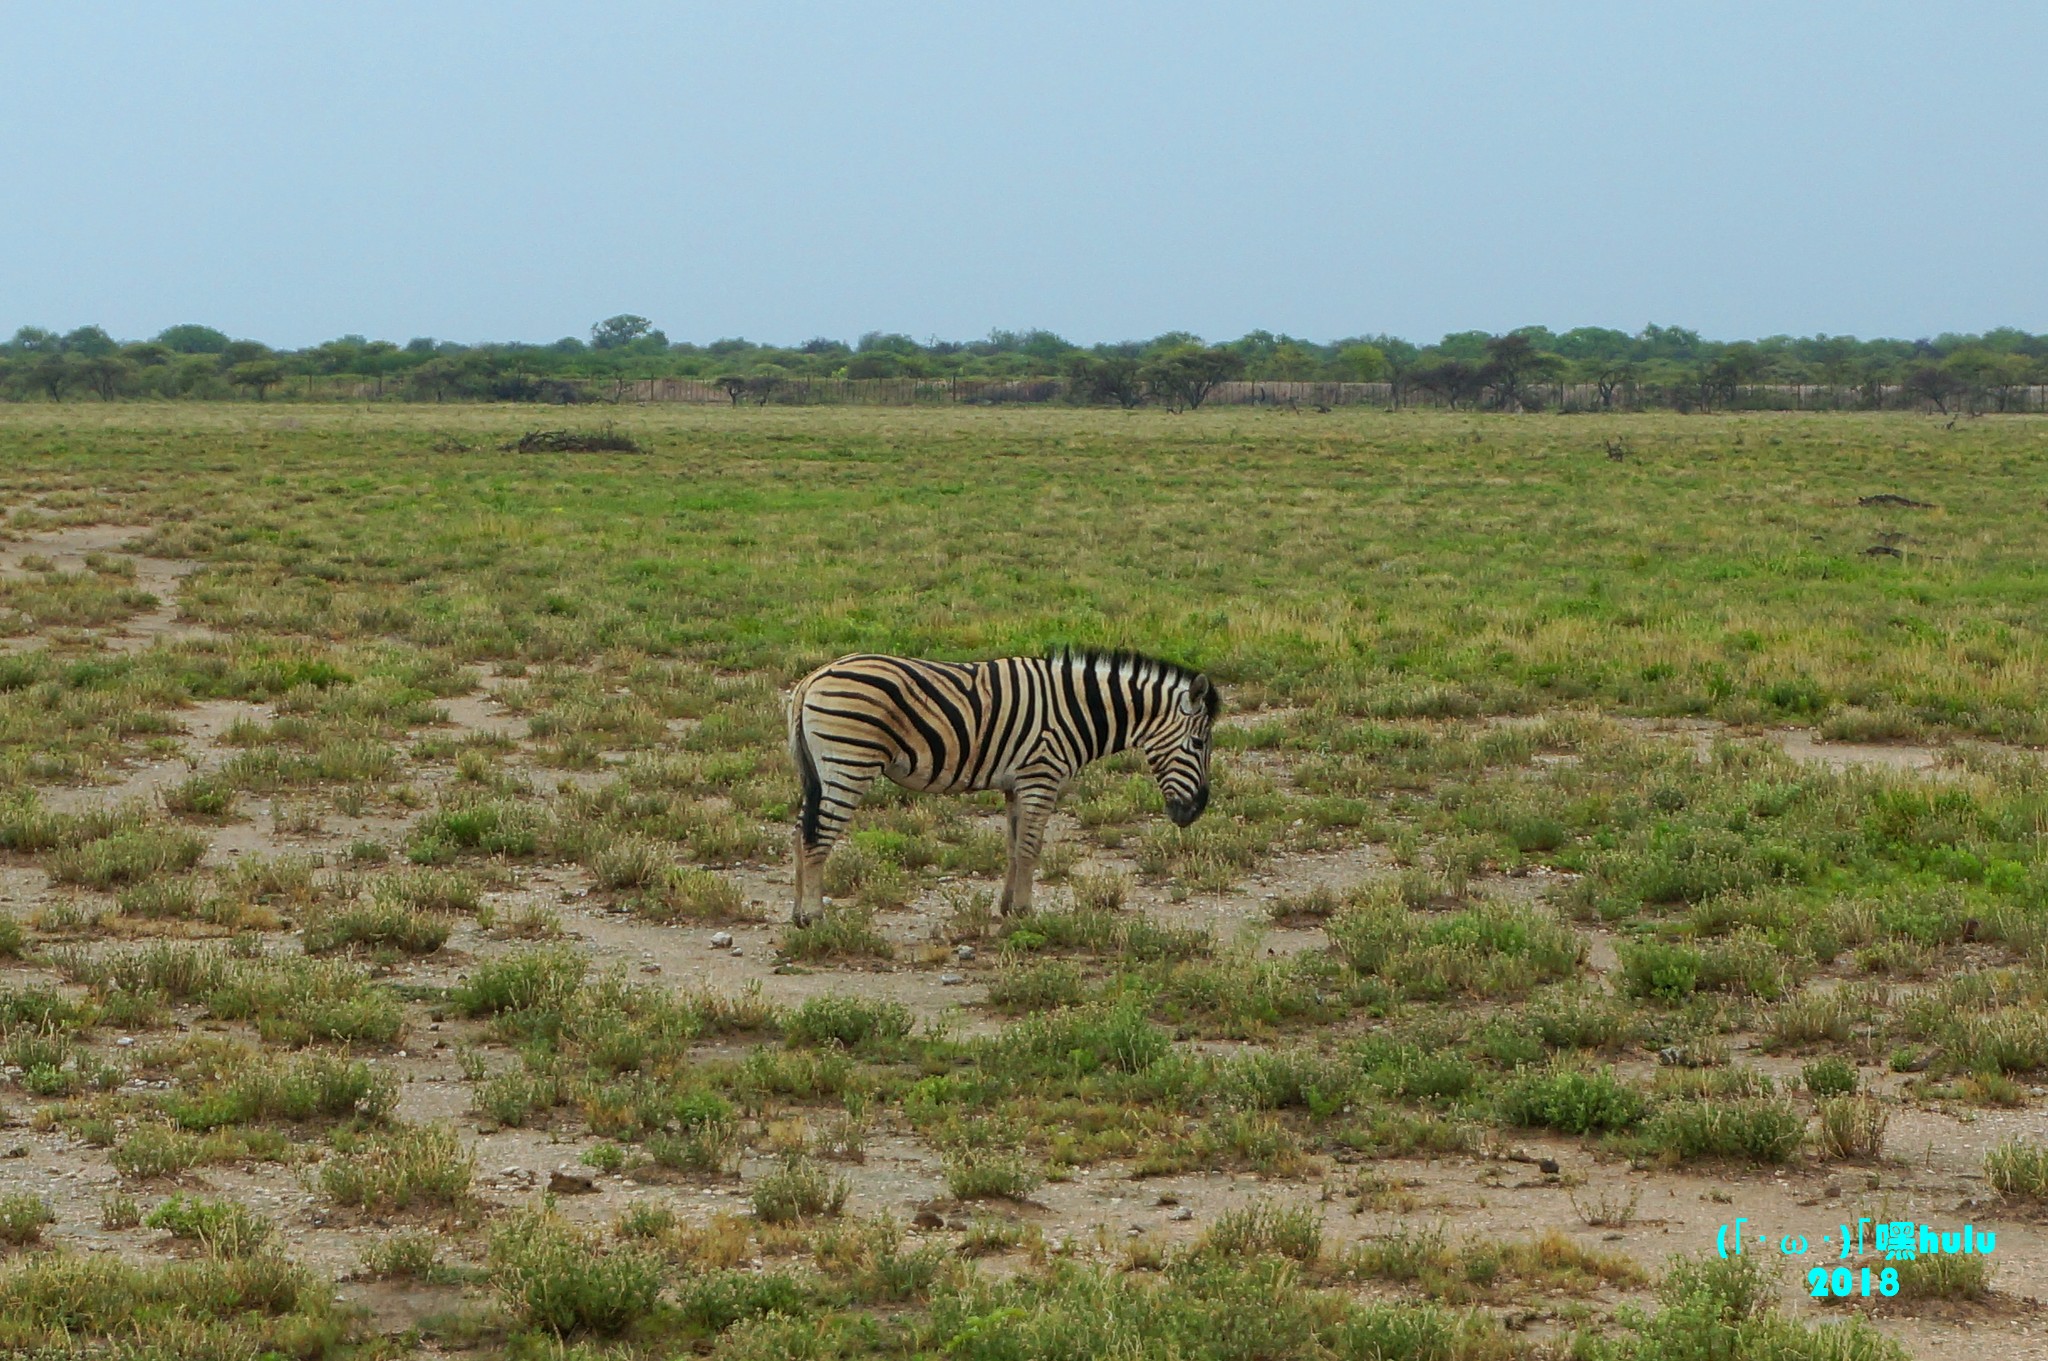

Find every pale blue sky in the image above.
[3,2,2042,348]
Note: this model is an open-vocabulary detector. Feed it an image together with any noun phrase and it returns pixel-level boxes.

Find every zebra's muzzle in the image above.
[1165,785,1209,827]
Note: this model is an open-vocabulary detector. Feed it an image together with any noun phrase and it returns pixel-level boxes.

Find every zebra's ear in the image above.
[1181,674,1210,715]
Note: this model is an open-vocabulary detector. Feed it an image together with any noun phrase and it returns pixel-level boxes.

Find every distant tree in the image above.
[79,354,135,400]
[1638,324,1704,361]
[122,342,172,368]
[855,331,921,356]
[1479,333,1564,410]
[1408,358,1482,409]
[406,357,462,402]
[1553,326,1635,362]
[1902,363,1966,414]
[1812,336,1858,390]
[1588,359,1639,410]
[1138,346,1245,411]
[716,372,783,406]
[1336,343,1387,383]
[359,340,401,398]
[220,339,271,367]
[309,337,365,374]
[1944,349,2035,412]
[29,352,75,400]
[61,325,118,357]
[1349,334,1418,407]
[844,351,906,380]
[10,326,61,354]
[1263,343,1318,381]
[1064,355,1143,408]
[156,324,231,354]
[1435,330,1493,363]
[593,313,655,347]
[229,359,285,400]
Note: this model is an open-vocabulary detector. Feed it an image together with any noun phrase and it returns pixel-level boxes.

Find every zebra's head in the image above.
[1143,671,1219,827]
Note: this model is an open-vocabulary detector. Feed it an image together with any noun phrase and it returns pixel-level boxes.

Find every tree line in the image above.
[3,316,2044,412]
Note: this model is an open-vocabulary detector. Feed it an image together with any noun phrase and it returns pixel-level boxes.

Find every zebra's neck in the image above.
[1039,650,1172,762]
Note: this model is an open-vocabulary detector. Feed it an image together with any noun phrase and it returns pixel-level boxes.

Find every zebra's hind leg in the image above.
[793,753,879,926]
[793,829,823,927]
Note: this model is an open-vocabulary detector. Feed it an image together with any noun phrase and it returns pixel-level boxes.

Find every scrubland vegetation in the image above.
[0,403,2040,1358]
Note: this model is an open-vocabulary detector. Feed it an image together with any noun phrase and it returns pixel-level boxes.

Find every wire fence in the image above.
[259,374,2048,412]
[612,376,2048,413]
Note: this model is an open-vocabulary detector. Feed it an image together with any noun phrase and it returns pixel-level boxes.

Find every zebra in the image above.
[785,649,1219,925]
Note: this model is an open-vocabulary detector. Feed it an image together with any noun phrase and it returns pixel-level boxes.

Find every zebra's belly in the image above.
[884,758,1006,797]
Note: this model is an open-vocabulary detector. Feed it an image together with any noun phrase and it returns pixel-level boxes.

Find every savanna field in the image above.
[1,403,2047,1360]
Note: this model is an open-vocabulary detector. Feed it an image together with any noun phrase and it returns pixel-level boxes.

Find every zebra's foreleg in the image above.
[1000,782,1060,917]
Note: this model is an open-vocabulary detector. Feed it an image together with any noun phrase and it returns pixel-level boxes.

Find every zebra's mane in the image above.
[1047,647,1220,720]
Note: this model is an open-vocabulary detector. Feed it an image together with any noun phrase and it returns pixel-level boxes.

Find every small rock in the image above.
[1169,1206,1193,1222]
[640,964,662,974]
[548,1171,598,1195]
[729,946,744,958]
[1154,1195,1180,1207]
[956,945,976,962]
[710,931,734,949]
[912,1210,945,1229]
[1538,1158,1560,1175]
[940,973,966,986]
[115,1036,134,1048]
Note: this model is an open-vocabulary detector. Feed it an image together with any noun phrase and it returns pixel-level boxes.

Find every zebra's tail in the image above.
[787,683,823,850]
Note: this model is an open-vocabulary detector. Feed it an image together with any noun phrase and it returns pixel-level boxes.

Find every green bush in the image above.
[1195,1202,1322,1262]
[452,946,586,1016]
[1499,1066,1645,1134]
[782,995,913,1051]
[1986,1140,2048,1200]
[944,1150,1043,1202]
[1802,1056,1858,1098]
[1618,939,1704,1002]
[319,1124,475,1211]
[0,1193,54,1245]
[751,1156,848,1224]
[985,1002,1169,1079]
[301,900,450,955]
[46,827,206,888]
[143,1195,272,1257]
[1643,1098,1805,1163]
[489,1208,664,1336]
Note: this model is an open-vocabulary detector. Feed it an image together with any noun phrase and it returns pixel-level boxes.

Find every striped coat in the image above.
[786,650,1218,922]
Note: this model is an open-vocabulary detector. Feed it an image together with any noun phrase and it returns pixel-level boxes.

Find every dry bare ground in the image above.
[3,408,2048,1359]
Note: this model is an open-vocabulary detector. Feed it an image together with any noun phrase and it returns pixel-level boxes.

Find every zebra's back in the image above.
[791,653,1060,795]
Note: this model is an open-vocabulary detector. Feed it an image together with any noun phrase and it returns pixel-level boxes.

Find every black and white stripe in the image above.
[785,650,1218,922]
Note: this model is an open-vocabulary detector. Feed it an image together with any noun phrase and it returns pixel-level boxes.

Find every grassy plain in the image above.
[0,403,2042,1359]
